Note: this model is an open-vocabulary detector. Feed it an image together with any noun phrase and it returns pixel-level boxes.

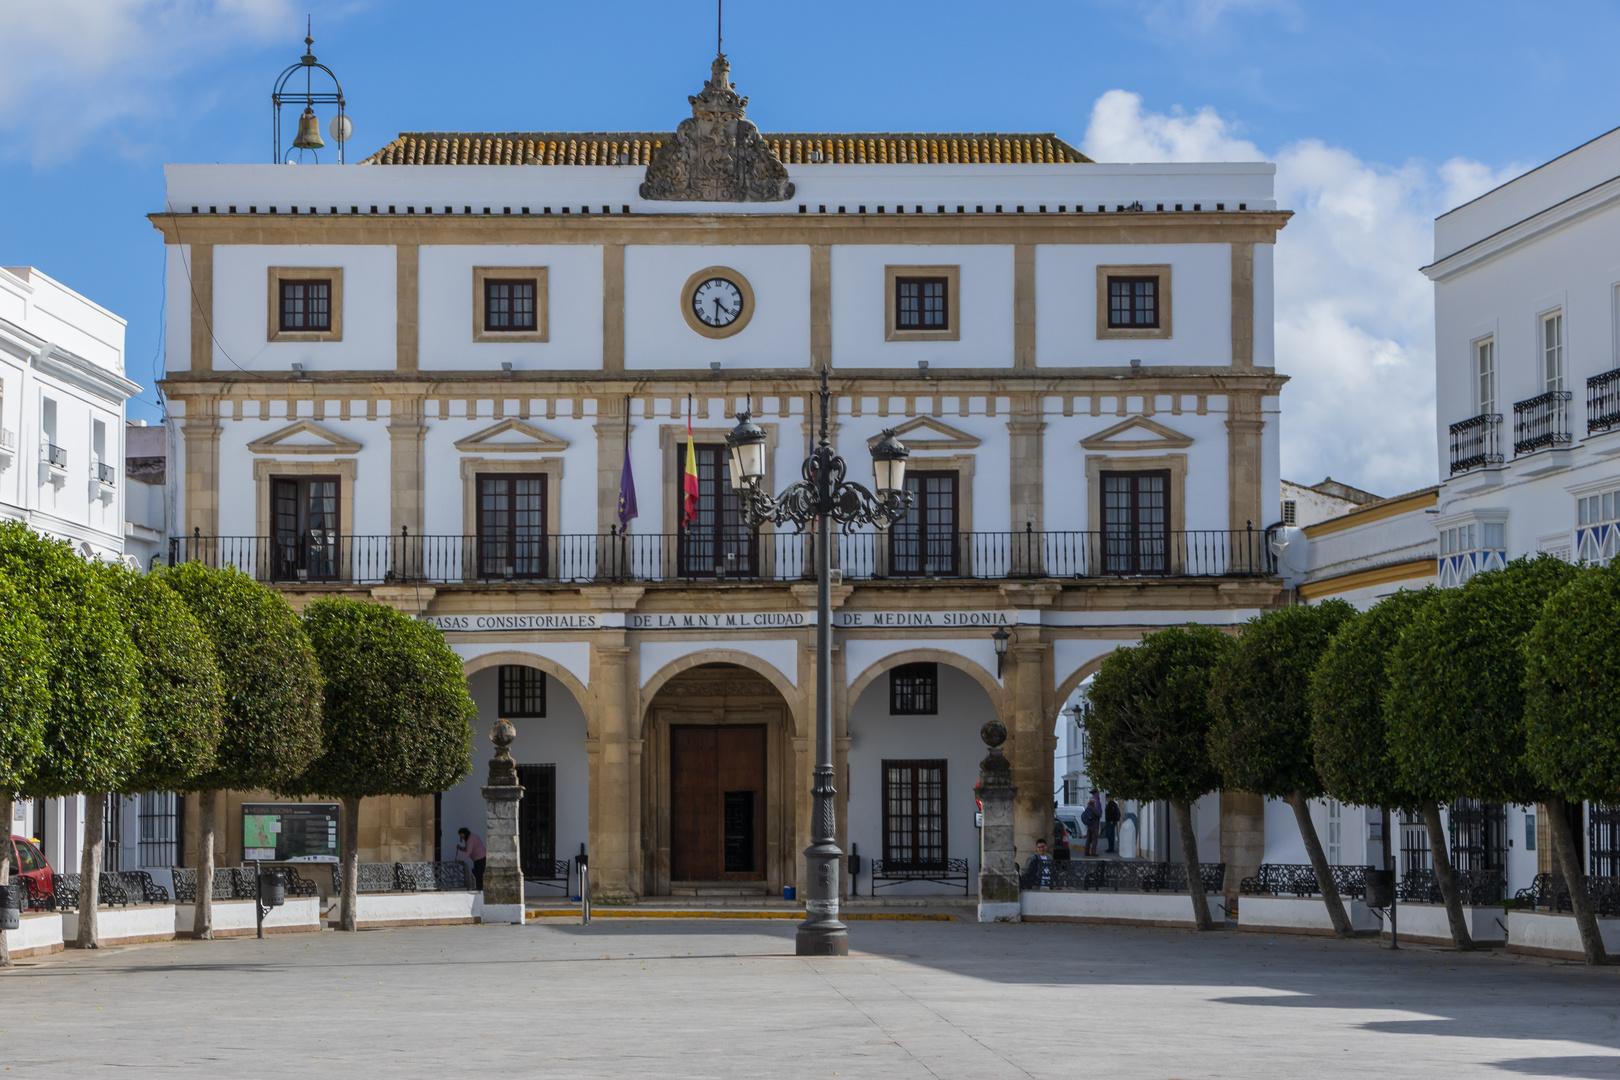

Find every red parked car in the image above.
[7,835,53,909]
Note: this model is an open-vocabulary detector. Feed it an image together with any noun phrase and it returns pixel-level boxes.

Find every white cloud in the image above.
[1082,90,1526,497]
[0,0,293,165]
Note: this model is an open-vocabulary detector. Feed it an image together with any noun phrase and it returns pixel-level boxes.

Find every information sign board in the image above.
[242,803,340,863]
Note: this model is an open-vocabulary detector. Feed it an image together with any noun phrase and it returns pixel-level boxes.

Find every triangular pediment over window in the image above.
[865,416,981,452]
[452,418,570,454]
[246,420,362,455]
[1079,415,1194,452]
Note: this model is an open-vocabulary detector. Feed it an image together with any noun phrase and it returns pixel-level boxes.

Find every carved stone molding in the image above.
[640,54,795,203]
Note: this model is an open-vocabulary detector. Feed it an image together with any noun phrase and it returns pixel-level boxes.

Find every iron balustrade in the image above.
[45,443,67,468]
[1449,413,1503,474]
[169,526,1276,585]
[1513,390,1573,455]
[96,461,116,485]
[1589,368,1620,435]
[0,427,13,450]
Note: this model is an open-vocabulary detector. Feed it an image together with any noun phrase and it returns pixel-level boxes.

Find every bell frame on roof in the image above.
[272,23,348,164]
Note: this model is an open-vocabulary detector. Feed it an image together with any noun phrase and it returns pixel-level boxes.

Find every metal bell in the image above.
[293,105,325,150]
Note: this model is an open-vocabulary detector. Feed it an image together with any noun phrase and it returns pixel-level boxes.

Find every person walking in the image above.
[1081,792,1102,857]
[455,828,487,891]
[1104,795,1121,854]
[1022,839,1056,890]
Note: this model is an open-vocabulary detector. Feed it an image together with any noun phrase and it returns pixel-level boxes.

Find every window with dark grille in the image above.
[499,665,547,718]
[896,277,948,330]
[477,473,547,579]
[138,791,179,868]
[101,795,123,872]
[484,279,537,332]
[1590,803,1620,877]
[1448,799,1507,873]
[1399,810,1431,873]
[890,471,958,577]
[271,476,340,581]
[1282,498,1297,526]
[1101,470,1169,574]
[1107,276,1159,329]
[279,279,331,331]
[882,760,946,869]
[890,662,938,715]
[678,444,756,577]
[516,763,557,874]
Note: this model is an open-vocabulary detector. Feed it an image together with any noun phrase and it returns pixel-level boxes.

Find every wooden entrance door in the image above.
[669,725,766,881]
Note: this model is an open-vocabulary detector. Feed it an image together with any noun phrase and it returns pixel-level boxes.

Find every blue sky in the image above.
[4,0,1619,493]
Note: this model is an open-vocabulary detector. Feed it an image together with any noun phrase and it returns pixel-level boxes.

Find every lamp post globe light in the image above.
[726,368,911,956]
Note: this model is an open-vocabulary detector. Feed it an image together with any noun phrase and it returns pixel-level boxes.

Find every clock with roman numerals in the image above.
[681,266,755,339]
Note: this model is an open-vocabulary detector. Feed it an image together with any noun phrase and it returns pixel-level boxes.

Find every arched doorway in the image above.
[640,663,795,897]
[845,655,1003,897]
[441,657,589,899]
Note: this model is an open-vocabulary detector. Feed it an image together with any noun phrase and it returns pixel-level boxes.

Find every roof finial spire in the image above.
[304,15,314,55]
[717,0,722,57]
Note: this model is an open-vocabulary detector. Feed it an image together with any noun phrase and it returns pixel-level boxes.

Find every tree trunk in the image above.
[1284,790,1353,938]
[196,790,217,941]
[77,792,106,949]
[1,791,13,968]
[1421,800,1474,951]
[339,795,360,932]
[1546,794,1608,966]
[1171,798,1215,931]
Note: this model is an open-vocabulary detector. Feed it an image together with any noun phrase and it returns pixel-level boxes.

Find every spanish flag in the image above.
[683,399,700,526]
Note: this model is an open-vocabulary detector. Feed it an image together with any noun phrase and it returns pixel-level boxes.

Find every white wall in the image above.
[210,244,397,372]
[847,663,995,896]
[623,245,809,370]
[438,666,589,898]
[417,245,603,371]
[1035,243,1232,368]
[831,245,1013,369]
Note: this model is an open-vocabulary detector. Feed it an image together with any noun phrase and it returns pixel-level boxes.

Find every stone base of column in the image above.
[977,901,1022,923]
[482,783,524,913]
[480,903,525,926]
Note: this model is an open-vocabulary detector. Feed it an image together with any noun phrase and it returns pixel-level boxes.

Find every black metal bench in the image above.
[1515,873,1620,917]
[1398,867,1505,906]
[868,858,971,895]
[524,860,573,894]
[1042,860,1226,894]
[20,875,54,912]
[1240,863,1368,900]
[172,868,258,903]
[278,866,320,897]
[333,861,472,894]
[114,870,172,904]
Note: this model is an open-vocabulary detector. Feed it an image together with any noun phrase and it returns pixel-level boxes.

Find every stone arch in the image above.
[463,650,590,713]
[1053,652,1114,720]
[847,648,1008,719]
[638,648,803,737]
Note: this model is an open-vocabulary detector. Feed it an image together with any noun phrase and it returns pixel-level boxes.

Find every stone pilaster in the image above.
[1226,391,1266,570]
[1006,394,1046,575]
[396,244,418,372]
[1005,635,1052,860]
[188,243,212,373]
[180,399,222,539]
[1013,244,1036,372]
[588,639,635,899]
[594,397,630,538]
[387,396,427,540]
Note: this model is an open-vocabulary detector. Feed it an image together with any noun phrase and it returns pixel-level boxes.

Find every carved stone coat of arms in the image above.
[640,54,795,203]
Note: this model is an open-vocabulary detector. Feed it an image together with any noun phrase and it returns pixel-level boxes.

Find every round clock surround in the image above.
[681,266,755,339]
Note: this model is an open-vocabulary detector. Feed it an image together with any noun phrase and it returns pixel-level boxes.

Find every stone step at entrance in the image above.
[667,881,772,900]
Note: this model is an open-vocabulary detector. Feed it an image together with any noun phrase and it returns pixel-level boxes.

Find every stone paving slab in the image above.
[3,917,1618,1078]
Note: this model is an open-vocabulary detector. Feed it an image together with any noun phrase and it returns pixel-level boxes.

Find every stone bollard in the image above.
[481,719,526,925]
[975,718,1021,923]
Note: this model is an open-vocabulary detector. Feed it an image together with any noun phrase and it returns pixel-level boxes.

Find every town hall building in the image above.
[153,50,1290,901]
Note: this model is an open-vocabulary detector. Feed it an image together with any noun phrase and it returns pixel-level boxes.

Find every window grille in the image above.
[889,662,939,715]
[882,759,947,869]
[499,665,547,718]
[1590,803,1620,878]
[895,277,948,330]
[1281,499,1297,526]
[1449,799,1507,873]
[484,279,538,332]
[138,791,178,868]
[279,279,332,331]
[1107,276,1160,328]
[101,795,124,872]
[1399,810,1431,874]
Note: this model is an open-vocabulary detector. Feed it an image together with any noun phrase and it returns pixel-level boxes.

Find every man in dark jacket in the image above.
[1104,795,1121,854]
[1021,839,1055,890]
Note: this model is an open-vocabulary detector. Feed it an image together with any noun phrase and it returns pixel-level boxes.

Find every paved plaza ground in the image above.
[4,915,1619,1078]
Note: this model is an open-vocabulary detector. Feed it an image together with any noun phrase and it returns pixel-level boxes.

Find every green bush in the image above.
[1310,589,1436,811]
[98,564,226,793]
[0,570,50,794]
[160,562,324,792]
[1524,560,1620,800]
[0,523,143,797]
[1207,600,1357,797]
[295,597,475,799]
[1084,624,1234,805]
[1387,556,1578,805]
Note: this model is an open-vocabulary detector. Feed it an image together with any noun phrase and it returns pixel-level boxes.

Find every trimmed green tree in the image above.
[1208,600,1358,937]
[1084,624,1236,930]
[1387,556,1584,954]
[0,570,51,968]
[0,524,145,949]
[161,563,324,939]
[1523,560,1620,966]
[1308,588,1478,948]
[295,598,475,931]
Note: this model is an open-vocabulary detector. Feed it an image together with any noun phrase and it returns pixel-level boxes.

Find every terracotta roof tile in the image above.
[359,132,1090,166]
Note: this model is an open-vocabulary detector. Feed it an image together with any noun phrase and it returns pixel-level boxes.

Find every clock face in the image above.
[691,277,745,328]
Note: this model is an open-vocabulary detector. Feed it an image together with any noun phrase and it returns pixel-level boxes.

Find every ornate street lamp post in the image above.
[726,369,912,956]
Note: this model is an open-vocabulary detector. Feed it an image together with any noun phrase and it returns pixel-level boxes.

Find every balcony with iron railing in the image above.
[0,427,14,451]
[1590,368,1620,436]
[1448,413,1502,474]
[1513,390,1573,456]
[45,443,68,469]
[168,524,1276,588]
[96,461,116,485]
